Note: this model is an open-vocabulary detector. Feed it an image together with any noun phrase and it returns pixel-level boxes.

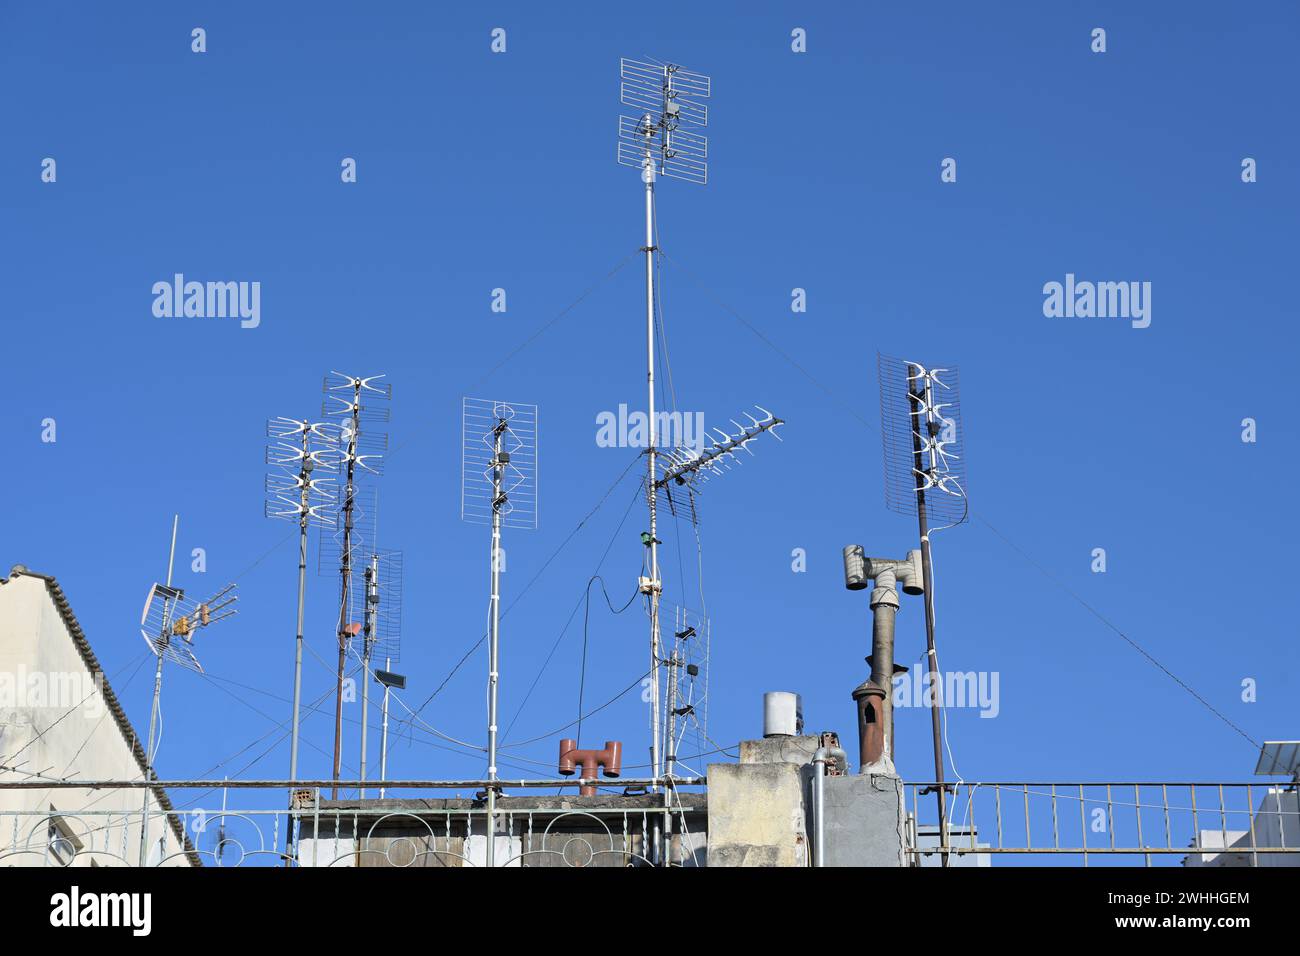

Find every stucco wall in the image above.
[0,573,192,866]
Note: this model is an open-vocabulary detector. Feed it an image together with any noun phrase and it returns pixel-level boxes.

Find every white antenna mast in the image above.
[618,57,711,800]
[462,397,539,867]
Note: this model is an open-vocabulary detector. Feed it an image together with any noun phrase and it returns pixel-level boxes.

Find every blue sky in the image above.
[2,1,1296,829]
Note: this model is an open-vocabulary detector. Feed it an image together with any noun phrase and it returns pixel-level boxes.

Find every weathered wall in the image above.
[821,773,907,867]
[706,758,810,867]
[0,573,191,866]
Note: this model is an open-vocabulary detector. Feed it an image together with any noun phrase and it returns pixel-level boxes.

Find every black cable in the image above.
[407,454,642,723]
[575,575,640,747]
[975,514,1259,750]
[500,482,643,742]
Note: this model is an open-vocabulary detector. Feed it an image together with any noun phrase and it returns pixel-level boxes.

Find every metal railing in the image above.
[907,781,1300,866]
[7,777,1296,867]
[0,777,706,868]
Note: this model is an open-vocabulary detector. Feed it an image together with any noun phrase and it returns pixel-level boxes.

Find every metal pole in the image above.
[379,654,392,800]
[486,419,507,868]
[332,388,361,799]
[908,373,950,863]
[285,433,311,864]
[138,651,165,867]
[642,108,665,866]
[359,557,377,798]
[138,515,179,867]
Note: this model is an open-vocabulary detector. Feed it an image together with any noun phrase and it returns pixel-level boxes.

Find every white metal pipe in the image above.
[378,655,391,800]
[486,422,505,867]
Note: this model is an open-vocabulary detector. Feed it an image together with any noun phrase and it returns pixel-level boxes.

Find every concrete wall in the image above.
[0,573,190,866]
[821,773,907,867]
[706,761,809,866]
[709,735,908,867]
[705,735,829,867]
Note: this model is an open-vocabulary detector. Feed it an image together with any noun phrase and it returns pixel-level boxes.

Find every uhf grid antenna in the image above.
[663,604,710,776]
[352,537,404,799]
[878,352,969,862]
[461,397,538,868]
[321,371,390,798]
[136,515,237,865]
[365,548,404,800]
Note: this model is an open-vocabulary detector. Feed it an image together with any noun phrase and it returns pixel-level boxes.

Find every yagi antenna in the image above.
[656,406,784,490]
[139,581,237,674]
[460,397,539,867]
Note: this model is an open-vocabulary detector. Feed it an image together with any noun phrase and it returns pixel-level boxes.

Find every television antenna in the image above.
[878,352,969,863]
[265,417,341,782]
[461,397,539,867]
[136,515,237,865]
[358,546,403,798]
[320,371,390,798]
[316,485,402,798]
[265,415,342,863]
[619,57,709,805]
[617,60,785,823]
[663,604,710,776]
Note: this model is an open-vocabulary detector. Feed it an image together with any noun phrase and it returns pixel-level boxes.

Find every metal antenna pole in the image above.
[139,515,178,867]
[486,417,507,868]
[379,653,392,800]
[332,384,361,799]
[284,429,312,865]
[642,122,664,798]
[359,555,378,798]
[460,397,537,864]
[908,375,950,862]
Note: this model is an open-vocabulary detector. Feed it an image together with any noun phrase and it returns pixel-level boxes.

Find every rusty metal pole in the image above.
[908,375,950,863]
[332,384,361,800]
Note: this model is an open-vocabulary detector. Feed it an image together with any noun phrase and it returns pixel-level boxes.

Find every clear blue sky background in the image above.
[2,2,1296,833]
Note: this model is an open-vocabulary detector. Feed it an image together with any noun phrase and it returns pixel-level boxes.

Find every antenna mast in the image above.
[321,372,390,799]
[266,415,340,862]
[462,397,539,867]
[618,57,711,793]
[136,521,237,866]
[878,353,969,864]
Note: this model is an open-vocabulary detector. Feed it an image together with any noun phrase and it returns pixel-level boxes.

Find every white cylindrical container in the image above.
[763,691,804,738]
